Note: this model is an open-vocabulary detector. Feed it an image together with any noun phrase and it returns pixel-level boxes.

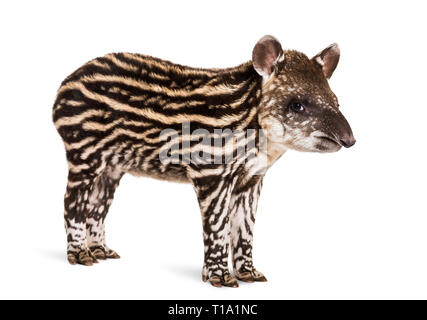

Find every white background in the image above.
[0,0,426,299]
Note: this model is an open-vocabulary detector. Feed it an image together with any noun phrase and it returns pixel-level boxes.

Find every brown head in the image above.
[253,35,355,153]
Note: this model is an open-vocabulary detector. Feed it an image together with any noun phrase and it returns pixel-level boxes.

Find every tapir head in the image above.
[253,35,355,153]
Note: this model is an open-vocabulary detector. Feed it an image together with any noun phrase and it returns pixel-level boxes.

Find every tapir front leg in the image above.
[191,173,239,288]
[230,176,267,282]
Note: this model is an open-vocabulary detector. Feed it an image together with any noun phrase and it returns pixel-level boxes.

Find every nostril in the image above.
[339,137,356,148]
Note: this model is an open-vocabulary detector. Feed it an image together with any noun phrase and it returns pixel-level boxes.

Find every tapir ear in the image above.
[312,43,340,79]
[252,35,283,78]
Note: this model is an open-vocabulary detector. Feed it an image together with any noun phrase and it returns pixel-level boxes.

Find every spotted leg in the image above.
[64,167,123,266]
[64,171,98,266]
[230,176,267,282]
[191,173,239,288]
[86,166,123,260]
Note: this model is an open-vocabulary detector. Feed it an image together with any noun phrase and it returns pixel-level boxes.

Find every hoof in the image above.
[90,246,107,260]
[106,248,120,259]
[203,273,239,288]
[67,249,98,266]
[89,246,121,260]
[235,269,267,282]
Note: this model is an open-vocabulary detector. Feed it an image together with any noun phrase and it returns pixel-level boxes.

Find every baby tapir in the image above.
[53,35,355,288]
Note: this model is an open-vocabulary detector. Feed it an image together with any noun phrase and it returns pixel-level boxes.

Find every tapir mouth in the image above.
[317,136,341,147]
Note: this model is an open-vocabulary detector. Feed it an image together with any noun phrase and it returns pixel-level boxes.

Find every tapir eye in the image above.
[290,102,305,113]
